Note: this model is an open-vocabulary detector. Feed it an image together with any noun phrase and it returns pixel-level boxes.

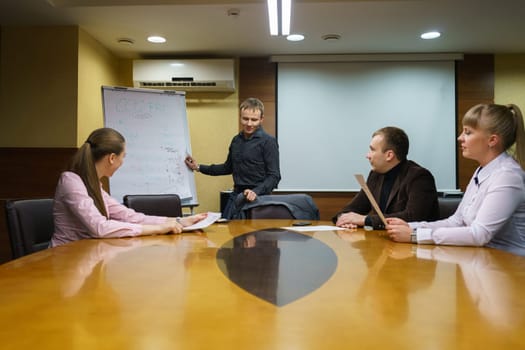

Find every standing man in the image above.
[185,98,281,218]
[333,126,439,229]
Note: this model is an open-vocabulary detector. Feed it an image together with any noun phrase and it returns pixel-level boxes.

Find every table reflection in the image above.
[416,245,525,329]
[337,229,525,331]
[359,242,436,326]
[52,234,216,298]
[46,234,218,347]
[217,228,337,306]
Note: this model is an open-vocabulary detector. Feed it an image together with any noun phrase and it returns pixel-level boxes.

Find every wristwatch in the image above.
[410,231,417,244]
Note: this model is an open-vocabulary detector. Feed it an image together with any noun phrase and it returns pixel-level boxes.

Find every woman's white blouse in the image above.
[412,152,525,256]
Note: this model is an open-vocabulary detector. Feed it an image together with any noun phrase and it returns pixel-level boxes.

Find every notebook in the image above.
[354,174,387,227]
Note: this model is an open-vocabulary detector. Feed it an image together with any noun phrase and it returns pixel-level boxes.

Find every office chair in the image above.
[123,194,182,217]
[5,198,55,259]
[248,204,295,219]
[245,194,320,220]
[438,196,463,220]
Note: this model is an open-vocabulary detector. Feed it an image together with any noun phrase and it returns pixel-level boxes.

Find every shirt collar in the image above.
[384,159,404,180]
[239,127,264,140]
[476,152,509,185]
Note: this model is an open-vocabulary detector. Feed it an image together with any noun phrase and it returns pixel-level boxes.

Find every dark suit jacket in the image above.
[238,194,320,220]
[332,160,439,229]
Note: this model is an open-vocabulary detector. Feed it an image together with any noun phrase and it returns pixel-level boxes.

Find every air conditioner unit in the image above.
[132,59,235,92]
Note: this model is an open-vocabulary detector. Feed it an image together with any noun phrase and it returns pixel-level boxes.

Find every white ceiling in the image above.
[1,0,525,59]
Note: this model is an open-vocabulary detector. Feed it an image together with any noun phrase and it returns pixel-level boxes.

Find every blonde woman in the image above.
[387,104,525,256]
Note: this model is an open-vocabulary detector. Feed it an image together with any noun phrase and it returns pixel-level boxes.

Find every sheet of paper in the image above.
[281,225,348,232]
[183,212,221,231]
[354,174,388,226]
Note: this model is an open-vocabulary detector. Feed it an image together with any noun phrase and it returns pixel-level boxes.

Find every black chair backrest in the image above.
[438,196,462,220]
[123,194,182,217]
[5,198,55,259]
[248,204,295,219]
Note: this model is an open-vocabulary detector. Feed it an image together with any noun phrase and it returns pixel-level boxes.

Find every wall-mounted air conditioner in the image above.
[132,59,235,92]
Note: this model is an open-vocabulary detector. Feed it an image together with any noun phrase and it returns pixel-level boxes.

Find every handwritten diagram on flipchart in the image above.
[102,86,196,203]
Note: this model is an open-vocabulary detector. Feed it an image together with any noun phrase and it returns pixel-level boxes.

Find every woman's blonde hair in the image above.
[69,128,125,217]
[463,103,525,169]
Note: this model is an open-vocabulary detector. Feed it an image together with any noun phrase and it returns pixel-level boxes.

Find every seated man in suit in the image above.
[333,126,439,229]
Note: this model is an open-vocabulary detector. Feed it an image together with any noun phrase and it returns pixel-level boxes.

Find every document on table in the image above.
[282,225,348,232]
[183,212,222,231]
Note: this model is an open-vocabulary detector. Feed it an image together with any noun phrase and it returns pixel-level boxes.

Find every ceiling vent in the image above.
[132,59,235,92]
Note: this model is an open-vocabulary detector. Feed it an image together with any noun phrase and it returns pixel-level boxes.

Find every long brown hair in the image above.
[69,128,125,217]
[463,104,525,169]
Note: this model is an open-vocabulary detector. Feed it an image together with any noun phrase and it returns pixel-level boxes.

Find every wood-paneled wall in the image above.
[456,55,495,188]
[0,54,494,263]
[239,57,277,137]
[0,148,76,263]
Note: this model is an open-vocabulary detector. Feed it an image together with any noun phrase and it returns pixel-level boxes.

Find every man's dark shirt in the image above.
[199,127,281,195]
[379,162,402,212]
[362,161,402,227]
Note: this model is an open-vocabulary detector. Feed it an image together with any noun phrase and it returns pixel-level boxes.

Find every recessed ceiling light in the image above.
[117,38,134,45]
[287,34,304,42]
[147,35,166,43]
[322,34,341,41]
[421,31,441,40]
[227,8,240,17]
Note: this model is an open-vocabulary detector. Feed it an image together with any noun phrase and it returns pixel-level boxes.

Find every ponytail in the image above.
[69,128,125,217]
[507,104,525,169]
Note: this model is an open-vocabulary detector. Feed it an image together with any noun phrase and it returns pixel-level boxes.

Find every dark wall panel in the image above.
[456,55,494,190]
[0,147,76,263]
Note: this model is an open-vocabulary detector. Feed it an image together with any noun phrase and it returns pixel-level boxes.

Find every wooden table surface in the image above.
[1,220,524,350]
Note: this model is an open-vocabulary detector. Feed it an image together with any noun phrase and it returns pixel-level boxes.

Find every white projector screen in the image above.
[276,61,457,192]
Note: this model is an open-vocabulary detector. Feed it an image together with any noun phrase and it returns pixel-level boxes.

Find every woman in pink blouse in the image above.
[51,128,206,247]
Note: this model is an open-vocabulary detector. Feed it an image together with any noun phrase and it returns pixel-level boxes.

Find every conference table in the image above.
[1,220,524,350]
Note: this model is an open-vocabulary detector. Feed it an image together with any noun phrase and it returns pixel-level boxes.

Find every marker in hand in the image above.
[185,154,198,171]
